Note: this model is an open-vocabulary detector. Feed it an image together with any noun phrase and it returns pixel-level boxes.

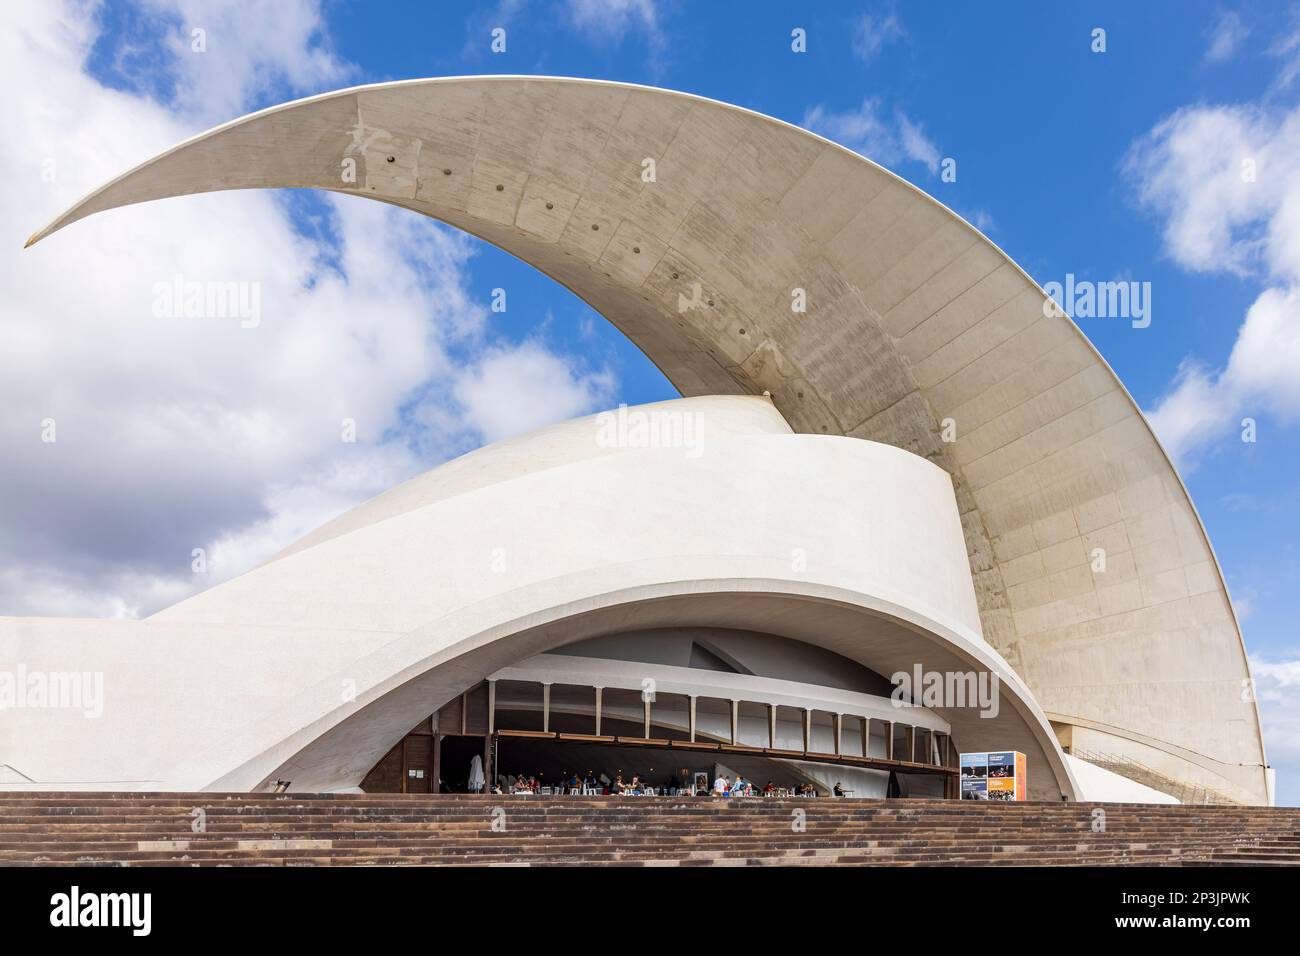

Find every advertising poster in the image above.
[960,751,1026,800]
[959,752,988,800]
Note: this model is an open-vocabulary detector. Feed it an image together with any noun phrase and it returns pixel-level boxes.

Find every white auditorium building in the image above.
[2,77,1272,807]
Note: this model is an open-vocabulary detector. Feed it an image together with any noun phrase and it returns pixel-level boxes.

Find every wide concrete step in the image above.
[3,793,1296,866]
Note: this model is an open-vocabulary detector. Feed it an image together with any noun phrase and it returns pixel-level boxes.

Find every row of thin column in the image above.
[488,679,949,766]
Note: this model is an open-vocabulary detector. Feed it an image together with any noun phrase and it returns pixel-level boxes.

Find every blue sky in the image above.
[4,1,1298,802]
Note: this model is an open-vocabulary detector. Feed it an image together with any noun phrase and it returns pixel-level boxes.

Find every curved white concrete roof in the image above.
[2,397,1076,799]
[27,76,1266,803]
[264,393,791,564]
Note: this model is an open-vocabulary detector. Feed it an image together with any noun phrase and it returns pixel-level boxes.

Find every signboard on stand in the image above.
[959,751,1026,800]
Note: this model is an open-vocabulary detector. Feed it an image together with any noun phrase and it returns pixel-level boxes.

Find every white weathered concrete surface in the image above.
[1,396,1075,799]
[1063,753,1180,805]
[24,76,1267,803]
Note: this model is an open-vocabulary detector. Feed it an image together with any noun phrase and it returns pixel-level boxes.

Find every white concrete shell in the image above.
[1,396,1076,799]
[20,76,1267,803]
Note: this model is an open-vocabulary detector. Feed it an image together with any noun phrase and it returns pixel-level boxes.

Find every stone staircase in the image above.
[1,793,1298,866]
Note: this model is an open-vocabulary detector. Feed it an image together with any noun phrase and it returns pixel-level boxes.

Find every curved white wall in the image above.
[0,396,1076,800]
[153,396,983,640]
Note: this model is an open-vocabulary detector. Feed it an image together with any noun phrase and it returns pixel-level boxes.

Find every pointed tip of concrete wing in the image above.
[25,206,83,248]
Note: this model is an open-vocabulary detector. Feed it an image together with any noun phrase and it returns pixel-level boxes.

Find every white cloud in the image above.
[565,0,660,45]
[0,0,619,616]
[458,0,526,60]
[1124,105,1291,277]
[851,9,905,64]
[138,0,351,123]
[896,112,940,171]
[1127,99,1300,466]
[1144,363,1222,464]
[1271,20,1300,90]
[803,98,941,174]
[0,564,190,620]
[563,0,668,75]
[452,341,615,444]
[1205,10,1249,64]
[1251,654,1300,803]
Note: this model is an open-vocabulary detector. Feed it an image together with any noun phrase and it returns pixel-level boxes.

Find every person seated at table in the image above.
[833,782,846,797]
[584,771,598,791]
[627,774,644,794]
[763,780,776,795]
[611,772,627,794]
[566,772,582,792]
